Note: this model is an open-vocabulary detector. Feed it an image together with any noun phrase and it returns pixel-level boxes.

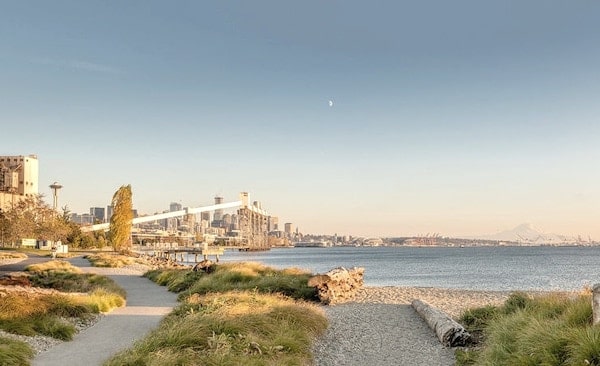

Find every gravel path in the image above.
[31,257,179,366]
[313,303,455,366]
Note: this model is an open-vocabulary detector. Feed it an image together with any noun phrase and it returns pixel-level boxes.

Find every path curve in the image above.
[32,257,178,366]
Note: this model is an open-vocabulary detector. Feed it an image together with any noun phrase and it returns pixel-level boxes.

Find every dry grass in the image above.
[106,291,328,366]
[25,260,82,274]
[85,253,136,268]
[0,252,28,260]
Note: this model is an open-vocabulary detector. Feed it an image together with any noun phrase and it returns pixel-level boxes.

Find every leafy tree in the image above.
[0,195,69,246]
[108,185,133,252]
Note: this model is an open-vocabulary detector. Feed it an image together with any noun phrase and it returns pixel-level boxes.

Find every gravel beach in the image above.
[312,287,512,366]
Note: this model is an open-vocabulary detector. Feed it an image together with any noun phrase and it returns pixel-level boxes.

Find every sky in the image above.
[2,1,600,238]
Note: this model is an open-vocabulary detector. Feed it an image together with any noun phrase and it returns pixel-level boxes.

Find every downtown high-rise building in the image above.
[90,207,105,223]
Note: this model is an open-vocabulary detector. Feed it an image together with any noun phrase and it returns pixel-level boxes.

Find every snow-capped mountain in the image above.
[482,223,576,244]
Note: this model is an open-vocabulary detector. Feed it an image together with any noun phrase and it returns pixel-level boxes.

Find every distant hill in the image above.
[477,223,576,244]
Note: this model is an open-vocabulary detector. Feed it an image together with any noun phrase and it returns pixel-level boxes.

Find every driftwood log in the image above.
[308,267,364,305]
[411,299,471,347]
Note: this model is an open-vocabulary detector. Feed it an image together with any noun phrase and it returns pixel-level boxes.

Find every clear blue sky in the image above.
[2,1,599,238]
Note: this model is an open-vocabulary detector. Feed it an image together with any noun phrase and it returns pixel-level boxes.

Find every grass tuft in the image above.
[105,291,327,366]
[183,262,318,301]
[0,336,35,366]
[85,253,138,268]
[456,291,597,366]
[0,252,28,260]
[1,260,125,345]
[25,260,82,274]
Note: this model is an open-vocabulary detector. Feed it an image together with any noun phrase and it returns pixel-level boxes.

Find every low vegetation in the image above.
[456,291,598,365]
[0,336,35,366]
[0,251,28,260]
[107,262,327,365]
[85,253,136,268]
[0,259,127,365]
[0,292,93,340]
[25,260,83,274]
[146,261,318,301]
[25,260,126,306]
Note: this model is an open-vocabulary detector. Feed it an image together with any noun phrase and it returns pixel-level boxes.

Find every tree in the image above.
[0,195,69,247]
[108,185,133,252]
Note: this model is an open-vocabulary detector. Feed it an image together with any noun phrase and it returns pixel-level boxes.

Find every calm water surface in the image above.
[201,246,600,291]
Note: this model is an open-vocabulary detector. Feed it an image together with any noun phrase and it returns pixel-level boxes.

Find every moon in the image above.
[328,100,334,107]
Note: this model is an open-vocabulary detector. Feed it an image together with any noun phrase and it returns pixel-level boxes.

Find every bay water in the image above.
[196,245,600,291]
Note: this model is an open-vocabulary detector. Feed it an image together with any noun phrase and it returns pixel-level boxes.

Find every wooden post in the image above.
[593,284,600,325]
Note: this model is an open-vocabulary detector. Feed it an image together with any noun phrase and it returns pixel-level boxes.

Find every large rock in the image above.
[308,267,364,305]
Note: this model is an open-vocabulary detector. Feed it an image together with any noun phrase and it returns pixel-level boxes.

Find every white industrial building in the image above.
[0,155,39,209]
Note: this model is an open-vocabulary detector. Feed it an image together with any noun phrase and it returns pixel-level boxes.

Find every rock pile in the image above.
[136,255,190,270]
[308,267,365,305]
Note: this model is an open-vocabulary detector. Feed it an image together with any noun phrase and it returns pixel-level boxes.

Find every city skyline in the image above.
[2,2,600,239]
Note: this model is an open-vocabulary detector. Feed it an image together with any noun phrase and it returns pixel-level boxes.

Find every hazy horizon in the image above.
[2,2,599,239]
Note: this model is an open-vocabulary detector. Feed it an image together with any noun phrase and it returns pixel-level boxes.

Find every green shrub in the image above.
[0,336,35,366]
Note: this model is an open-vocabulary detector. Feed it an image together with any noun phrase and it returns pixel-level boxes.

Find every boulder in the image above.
[308,267,364,304]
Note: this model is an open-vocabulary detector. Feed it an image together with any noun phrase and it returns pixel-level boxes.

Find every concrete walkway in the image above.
[32,257,179,366]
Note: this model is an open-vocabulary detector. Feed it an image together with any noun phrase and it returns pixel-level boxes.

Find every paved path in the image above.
[32,257,179,366]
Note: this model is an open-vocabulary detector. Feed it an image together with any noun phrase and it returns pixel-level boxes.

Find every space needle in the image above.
[49,182,63,211]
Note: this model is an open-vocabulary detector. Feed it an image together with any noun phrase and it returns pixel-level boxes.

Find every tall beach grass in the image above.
[456,291,598,365]
[107,262,327,365]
